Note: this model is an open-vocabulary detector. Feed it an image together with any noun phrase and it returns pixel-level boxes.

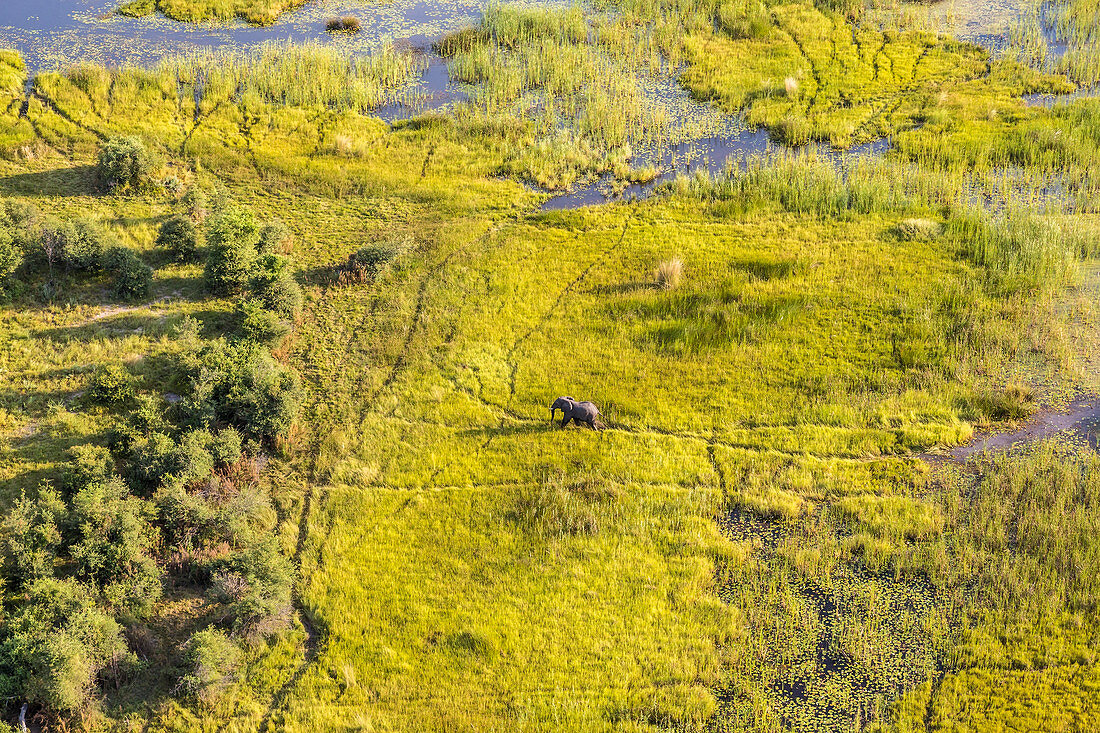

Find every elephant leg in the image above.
[560,415,571,429]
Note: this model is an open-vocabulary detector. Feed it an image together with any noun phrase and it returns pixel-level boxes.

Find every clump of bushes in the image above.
[0,578,129,713]
[96,136,157,193]
[157,215,202,262]
[338,237,411,285]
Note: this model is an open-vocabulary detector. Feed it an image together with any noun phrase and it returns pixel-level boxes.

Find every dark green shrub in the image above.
[258,277,303,318]
[64,219,112,271]
[157,215,201,262]
[251,257,303,318]
[65,444,116,493]
[87,363,135,406]
[130,430,218,491]
[209,428,242,467]
[67,475,163,615]
[177,629,240,705]
[238,299,291,345]
[0,578,127,712]
[342,238,410,283]
[174,430,215,486]
[103,246,153,301]
[257,220,291,255]
[180,341,303,441]
[104,246,153,299]
[0,227,22,293]
[130,433,178,491]
[96,136,156,193]
[204,207,260,293]
[0,487,65,588]
[209,537,293,636]
[155,483,215,556]
[109,395,167,454]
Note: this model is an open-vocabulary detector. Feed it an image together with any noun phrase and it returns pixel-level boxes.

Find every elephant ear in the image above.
[564,396,574,401]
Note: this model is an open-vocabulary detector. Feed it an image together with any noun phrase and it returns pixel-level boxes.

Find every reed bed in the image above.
[164,41,426,113]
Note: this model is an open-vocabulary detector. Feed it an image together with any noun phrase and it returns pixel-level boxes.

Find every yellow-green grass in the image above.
[680,2,991,147]
[2,34,1100,732]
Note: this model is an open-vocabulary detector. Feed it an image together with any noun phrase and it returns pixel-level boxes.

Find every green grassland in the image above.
[1,0,1100,730]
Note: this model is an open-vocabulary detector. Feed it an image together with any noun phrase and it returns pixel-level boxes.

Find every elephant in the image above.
[550,396,603,430]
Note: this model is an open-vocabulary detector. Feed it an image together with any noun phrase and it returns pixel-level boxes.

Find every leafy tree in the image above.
[0,578,127,713]
[156,215,201,262]
[204,207,260,293]
[96,136,156,193]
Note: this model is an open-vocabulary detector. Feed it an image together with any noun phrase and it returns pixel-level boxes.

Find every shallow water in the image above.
[542,130,891,210]
[948,397,1100,460]
[0,0,498,72]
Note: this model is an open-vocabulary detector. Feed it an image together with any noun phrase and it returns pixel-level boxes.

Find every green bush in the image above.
[204,207,260,293]
[257,220,291,255]
[251,256,303,318]
[209,428,242,467]
[96,136,157,193]
[342,238,410,283]
[177,629,241,705]
[175,430,216,486]
[154,482,215,557]
[103,246,153,301]
[67,474,163,615]
[130,432,179,491]
[0,578,127,713]
[181,341,303,441]
[64,219,112,271]
[156,215,201,262]
[209,537,293,635]
[0,487,65,588]
[87,363,135,406]
[130,430,218,491]
[238,299,292,345]
[0,227,22,293]
[65,444,116,492]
